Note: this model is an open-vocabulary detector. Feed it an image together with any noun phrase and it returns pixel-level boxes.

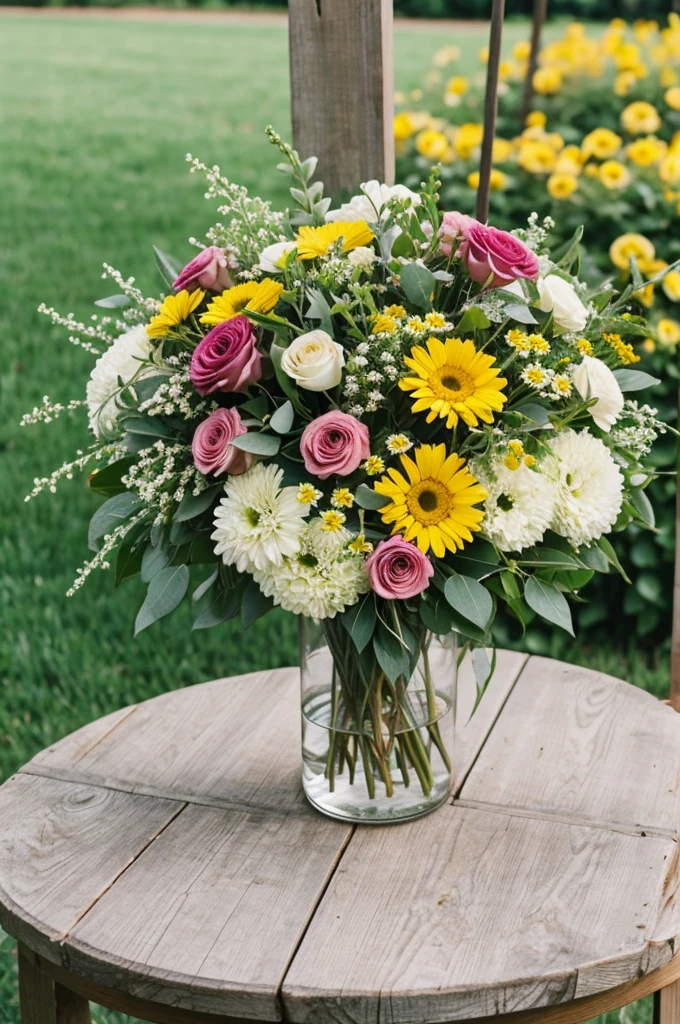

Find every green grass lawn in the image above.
[0,12,663,1024]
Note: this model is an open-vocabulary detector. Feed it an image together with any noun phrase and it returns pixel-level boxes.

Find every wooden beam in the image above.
[288,0,395,197]
[520,0,548,123]
[18,946,90,1024]
[476,0,506,222]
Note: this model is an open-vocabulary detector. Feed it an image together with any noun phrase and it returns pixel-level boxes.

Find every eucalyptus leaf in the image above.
[524,577,574,636]
[94,294,131,309]
[270,401,295,435]
[241,579,273,628]
[175,486,221,523]
[400,263,436,310]
[134,565,189,635]
[193,585,243,630]
[341,593,376,653]
[355,484,391,510]
[230,432,281,456]
[373,626,407,684]
[612,369,661,391]
[456,306,492,333]
[88,492,143,552]
[141,544,170,583]
[444,575,493,631]
[504,303,538,325]
[192,570,218,602]
[88,457,136,498]
[153,246,184,290]
[305,288,333,335]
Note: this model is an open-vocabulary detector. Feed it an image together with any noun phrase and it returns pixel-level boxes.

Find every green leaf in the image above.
[400,263,436,310]
[240,394,269,421]
[270,342,309,414]
[95,294,130,309]
[597,535,632,583]
[115,532,145,585]
[372,625,407,684]
[134,565,189,635]
[524,577,574,635]
[305,288,333,335]
[578,545,610,573]
[553,224,583,270]
[341,594,376,653]
[193,585,242,630]
[444,575,493,631]
[456,306,491,333]
[189,532,217,564]
[270,400,295,434]
[636,572,662,604]
[192,570,218,602]
[518,548,585,569]
[88,492,142,552]
[122,416,174,440]
[449,539,500,580]
[175,486,221,523]
[419,595,455,635]
[515,403,550,429]
[355,485,391,510]
[629,488,655,528]
[241,579,273,628]
[230,432,281,456]
[141,544,169,583]
[154,245,183,289]
[88,457,136,498]
[612,369,660,392]
[504,303,538,325]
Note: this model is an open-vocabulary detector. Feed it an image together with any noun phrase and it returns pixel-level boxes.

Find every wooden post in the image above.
[18,946,90,1024]
[476,0,506,223]
[288,0,395,196]
[520,0,548,123]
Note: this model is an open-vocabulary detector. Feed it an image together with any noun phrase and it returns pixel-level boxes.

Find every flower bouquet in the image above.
[27,128,667,822]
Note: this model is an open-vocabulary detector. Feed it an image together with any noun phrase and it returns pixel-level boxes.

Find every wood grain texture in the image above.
[460,656,680,832]
[18,946,91,1024]
[28,706,138,770]
[660,977,680,1024]
[282,803,680,1023]
[288,0,394,194]
[66,802,351,1019]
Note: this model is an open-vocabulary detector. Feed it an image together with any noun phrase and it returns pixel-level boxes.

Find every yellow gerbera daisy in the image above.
[399,336,507,429]
[374,444,487,556]
[294,221,374,261]
[147,289,205,338]
[200,279,283,326]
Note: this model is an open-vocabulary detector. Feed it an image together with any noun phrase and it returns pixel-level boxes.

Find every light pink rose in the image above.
[173,246,235,293]
[438,211,479,257]
[366,536,434,601]
[192,408,251,476]
[190,316,262,395]
[459,222,540,289]
[300,411,370,480]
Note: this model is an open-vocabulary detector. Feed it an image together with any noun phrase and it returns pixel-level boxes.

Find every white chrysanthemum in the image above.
[212,463,310,573]
[253,518,369,620]
[326,181,421,224]
[86,324,156,439]
[472,458,558,553]
[548,429,624,548]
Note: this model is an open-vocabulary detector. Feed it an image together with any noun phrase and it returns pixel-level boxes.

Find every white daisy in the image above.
[212,463,310,572]
[86,324,157,439]
[253,518,370,620]
[472,456,557,553]
[326,181,421,224]
[548,429,624,548]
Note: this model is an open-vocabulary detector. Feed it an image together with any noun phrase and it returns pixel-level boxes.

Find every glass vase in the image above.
[299,616,459,823]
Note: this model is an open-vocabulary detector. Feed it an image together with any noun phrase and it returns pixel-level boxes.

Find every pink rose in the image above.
[300,411,370,480]
[439,211,478,258]
[192,408,251,477]
[459,222,540,289]
[366,536,434,601]
[173,246,235,293]
[190,315,262,395]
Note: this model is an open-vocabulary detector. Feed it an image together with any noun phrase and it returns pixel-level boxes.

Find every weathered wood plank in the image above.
[0,774,181,964]
[18,945,91,1024]
[460,656,680,832]
[28,706,138,770]
[288,0,394,194]
[281,804,679,1024]
[65,802,351,1020]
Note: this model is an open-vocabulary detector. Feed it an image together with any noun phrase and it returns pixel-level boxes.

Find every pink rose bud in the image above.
[190,315,262,395]
[459,222,540,290]
[173,246,235,293]
[366,536,434,601]
[191,407,251,477]
[438,211,478,258]
[300,410,370,481]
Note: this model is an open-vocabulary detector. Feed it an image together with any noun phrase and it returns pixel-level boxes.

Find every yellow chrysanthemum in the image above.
[399,336,507,430]
[581,127,622,160]
[200,279,283,326]
[295,221,374,261]
[533,66,563,95]
[416,129,450,162]
[394,112,416,142]
[547,173,578,199]
[453,123,484,159]
[621,101,662,135]
[662,269,680,301]
[147,289,205,338]
[660,154,680,184]
[374,444,487,556]
[518,140,557,174]
[446,75,468,96]
[666,87,680,111]
[467,169,508,191]
[492,138,514,163]
[658,318,680,346]
[599,160,631,190]
[615,71,637,97]
[609,233,656,271]
[627,136,667,166]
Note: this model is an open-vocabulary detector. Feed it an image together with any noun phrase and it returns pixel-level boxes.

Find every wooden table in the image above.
[2,651,680,1024]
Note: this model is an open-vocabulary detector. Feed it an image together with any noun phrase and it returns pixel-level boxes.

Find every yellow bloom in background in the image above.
[642,258,668,277]
[666,87,680,111]
[621,101,661,135]
[394,112,416,142]
[467,169,508,191]
[642,337,656,352]
[627,136,667,166]
[533,66,563,95]
[147,289,205,338]
[415,128,450,162]
[662,270,680,301]
[581,127,622,160]
[661,68,679,88]
[399,336,507,430]
[615,71,637,96]
[446,75,468,96]
[295,221,374,260]
[526,110,547,128]
[518,140,557,174]
[479,46,489,64]
[599,160,632,189]
[609,233,655,271]
[660,153,680,183]
[375,443,487,556]
[492,137,514,163]
[513,40,531,61]
[201,279,282,326]
[547,172,578,199]
[546,132,565,152]
[634,282,655,307]
[453,123,484,159]
[614,42,642,72]
[433,44,461,67]
[555,145,585,176]
[602,332,640,364]
[657,318,680,345]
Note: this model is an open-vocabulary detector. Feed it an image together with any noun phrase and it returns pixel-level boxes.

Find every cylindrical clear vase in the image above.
[299,617,458,823]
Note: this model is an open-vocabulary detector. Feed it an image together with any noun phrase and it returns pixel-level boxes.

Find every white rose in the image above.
[572,356,624,432]
[536,274,588,334]
[257,240,296,274]
[280,331,345,391]
[326,181,421,224]
[347,246,377,270]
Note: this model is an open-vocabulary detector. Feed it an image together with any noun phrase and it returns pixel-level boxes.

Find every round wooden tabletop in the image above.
[1,651,680,1024]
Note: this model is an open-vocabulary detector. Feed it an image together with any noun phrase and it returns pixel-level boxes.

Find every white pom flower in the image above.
[326,181,421,224]
[572,355,624,432]
[472,458,558,552]
[536,274,588,334]
[347,246,377,270]
[548,429,624,547]
[212,463,310,572]
[86,324,156,439]
[257,240,296,274]
[253,518,370,620]
[280,330,345,391]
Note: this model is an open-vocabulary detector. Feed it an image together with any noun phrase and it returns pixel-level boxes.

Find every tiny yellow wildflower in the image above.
[364,455,386,476]
[321,510,346,533]
[407,317,427,333]
[577,338,594,356]
[547,173,578,199]
[506,328,532,353]
[504,453,521,471]
[666,87,680,111]
[331,488,354,509]
[372,315,398,335]
[384,304,407,319]
[525,366,547,385]
[621,100,661,135]
[425,312,448,329]
[349,534,373,555]
[528,333,550,353]
[662,269,680,301]
[523,455,537,468]
[551,375,572,397]
[298,483,322,506]
[147,289,205,338]
[508,440,525,457]
[385,434,413,455]
[602,332,640,364]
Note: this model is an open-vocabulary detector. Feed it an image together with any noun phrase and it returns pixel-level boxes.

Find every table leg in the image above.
[18,946,91,1024]
[660,980,680,1024]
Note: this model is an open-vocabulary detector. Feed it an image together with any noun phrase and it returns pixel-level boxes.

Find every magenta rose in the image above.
[192,408,251,477]
[438,211,478,258]
[173,246,235,293]
[190,315,262,395]
[459,222,540,289]
[366,536,434,601]
[300,411,370,481]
